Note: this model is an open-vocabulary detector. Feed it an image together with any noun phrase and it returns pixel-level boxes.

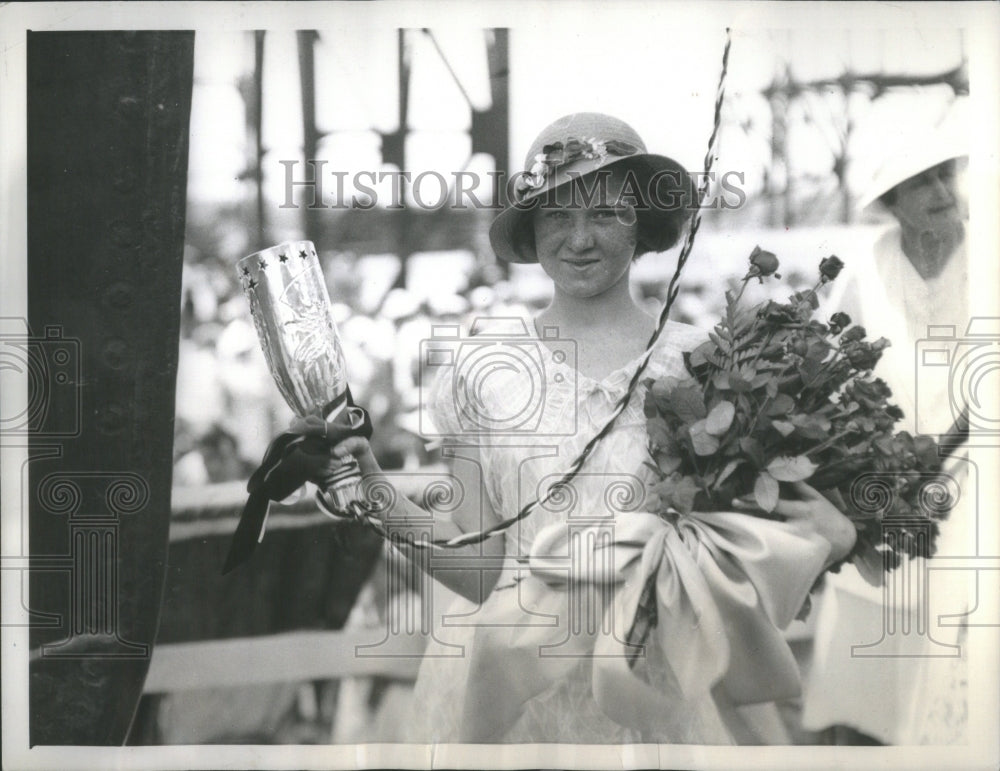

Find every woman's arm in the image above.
[324,435,506,604]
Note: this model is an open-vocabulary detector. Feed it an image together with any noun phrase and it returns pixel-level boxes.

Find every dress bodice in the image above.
[426,316,708,556]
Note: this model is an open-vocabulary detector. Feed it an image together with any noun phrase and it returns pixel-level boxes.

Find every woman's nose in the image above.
[567,218,595,251]
[930,173,955,202]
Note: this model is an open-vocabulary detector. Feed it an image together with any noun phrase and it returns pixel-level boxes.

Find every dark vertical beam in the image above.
[27,30,194,745]
[254,31,267,249]
[297,30,322,245]
[236,31,266,250]
[382,29,411,290]
[471,28,510,208]
[379,29,409,176]
[765,87,786,229]
[837,97,853,224]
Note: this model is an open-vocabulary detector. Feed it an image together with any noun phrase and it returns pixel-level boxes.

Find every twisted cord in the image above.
[367,29,733,550]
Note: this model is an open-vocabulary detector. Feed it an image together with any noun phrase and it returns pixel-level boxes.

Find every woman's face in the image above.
[888,160,963,236]
[531,167,638,299]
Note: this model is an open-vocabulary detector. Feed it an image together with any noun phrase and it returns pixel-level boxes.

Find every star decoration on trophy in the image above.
[235,240,350,411]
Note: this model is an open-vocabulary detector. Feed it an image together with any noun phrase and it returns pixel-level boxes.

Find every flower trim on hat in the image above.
[515,137,639,200]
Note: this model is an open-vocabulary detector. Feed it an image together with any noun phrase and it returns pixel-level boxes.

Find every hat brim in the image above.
[489,153,693,264]
[856,146,968,218]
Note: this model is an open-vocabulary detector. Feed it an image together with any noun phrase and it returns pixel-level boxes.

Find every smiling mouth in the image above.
[563,258,599,267]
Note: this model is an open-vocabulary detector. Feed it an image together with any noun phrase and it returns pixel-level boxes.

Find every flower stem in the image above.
[804,428,858,458]
[731,276,753,306]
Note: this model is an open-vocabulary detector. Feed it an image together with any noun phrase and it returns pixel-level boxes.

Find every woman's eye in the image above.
[543,209,569,220]
[590,208,615,219]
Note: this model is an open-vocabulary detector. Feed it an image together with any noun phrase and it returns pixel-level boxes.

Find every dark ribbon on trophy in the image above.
[222,387,373,574]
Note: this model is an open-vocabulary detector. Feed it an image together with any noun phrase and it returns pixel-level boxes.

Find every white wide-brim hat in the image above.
[856,118,968,217]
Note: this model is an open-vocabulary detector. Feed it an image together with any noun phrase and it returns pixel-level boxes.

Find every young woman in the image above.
[301,113,855,743]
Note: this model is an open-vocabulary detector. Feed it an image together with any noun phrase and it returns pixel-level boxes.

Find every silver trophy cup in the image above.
[237,240,364,514]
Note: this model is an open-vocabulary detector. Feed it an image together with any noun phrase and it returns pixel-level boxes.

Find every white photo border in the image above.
[2,2,998,770]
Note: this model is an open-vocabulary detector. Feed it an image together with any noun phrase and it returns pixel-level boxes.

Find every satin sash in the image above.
[457,510,830,742]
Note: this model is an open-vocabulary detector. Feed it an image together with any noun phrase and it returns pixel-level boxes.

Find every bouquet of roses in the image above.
[643,247,954,588]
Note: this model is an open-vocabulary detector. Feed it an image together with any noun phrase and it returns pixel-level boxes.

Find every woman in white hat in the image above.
[830,122,969,355]
[321,113,855,743]
[801,119,971,745]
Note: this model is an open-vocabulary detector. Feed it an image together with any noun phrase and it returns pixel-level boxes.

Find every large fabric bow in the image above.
[456,510,830,742]
[222,389,372,574]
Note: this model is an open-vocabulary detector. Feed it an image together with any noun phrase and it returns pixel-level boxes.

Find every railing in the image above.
[147,480,427,699]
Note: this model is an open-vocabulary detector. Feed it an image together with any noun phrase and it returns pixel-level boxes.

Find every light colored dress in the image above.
[405,316,831,744]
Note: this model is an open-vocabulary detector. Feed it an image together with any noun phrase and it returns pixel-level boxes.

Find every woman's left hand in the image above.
[771,481,856,566]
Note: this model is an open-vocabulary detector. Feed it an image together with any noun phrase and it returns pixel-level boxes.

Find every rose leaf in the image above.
[754,471,779,512]
[671,386,708,423]
[771,419,796,437]
[689,420,721,456]
[705,400,736,436]
[766,454,818,482]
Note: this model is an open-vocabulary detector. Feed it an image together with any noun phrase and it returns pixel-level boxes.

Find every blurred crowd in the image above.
[173,247,542,488]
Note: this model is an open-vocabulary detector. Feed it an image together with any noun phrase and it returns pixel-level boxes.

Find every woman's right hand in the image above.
[287,416,384,485]
[328,435,382,478]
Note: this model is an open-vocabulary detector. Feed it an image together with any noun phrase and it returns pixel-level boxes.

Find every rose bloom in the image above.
[840,325,867,343]
[829,312,851,332]
[749,246,780,277]
[844,341,883,370]
[819,255,845,281]
[760,300,799,324]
